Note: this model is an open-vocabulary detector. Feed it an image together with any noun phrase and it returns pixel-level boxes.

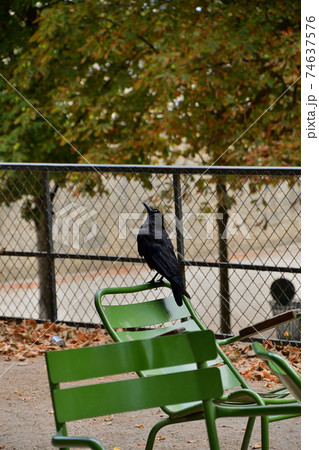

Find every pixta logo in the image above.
[53,203,98,250]
[118,212,251,240]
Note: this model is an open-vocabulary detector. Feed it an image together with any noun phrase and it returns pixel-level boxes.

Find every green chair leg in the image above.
[241,417,255,450]
[261,417,270,450]
[145,413,220,450]
[145,417,173,450]
[203,401,220,450]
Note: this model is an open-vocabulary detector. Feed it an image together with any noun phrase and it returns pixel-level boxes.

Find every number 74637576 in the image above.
[306,16,316,78]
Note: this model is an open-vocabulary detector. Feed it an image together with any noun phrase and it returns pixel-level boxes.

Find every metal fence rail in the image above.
[0,163,301,341]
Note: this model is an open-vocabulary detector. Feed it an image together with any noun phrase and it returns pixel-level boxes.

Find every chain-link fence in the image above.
[0,163,301,341]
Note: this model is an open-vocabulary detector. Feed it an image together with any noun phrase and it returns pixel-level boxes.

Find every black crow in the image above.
[137,202,190,306]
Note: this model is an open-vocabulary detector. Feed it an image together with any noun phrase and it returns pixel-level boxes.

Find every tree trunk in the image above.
[216,180,231,334]
[34,177,56,321]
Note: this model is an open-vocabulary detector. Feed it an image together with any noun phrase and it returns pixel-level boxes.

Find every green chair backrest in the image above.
[95,281,203,341]
[46,331,223,435]
[252,342,301,403]
[94,281,248,394]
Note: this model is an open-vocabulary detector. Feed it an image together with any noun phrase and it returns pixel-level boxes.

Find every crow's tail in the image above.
[171,281,190,307]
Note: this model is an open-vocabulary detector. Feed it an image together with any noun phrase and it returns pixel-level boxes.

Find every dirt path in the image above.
[0,354,300,450]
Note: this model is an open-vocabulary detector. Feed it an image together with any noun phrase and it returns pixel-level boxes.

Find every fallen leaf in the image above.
[23,350,38,358]
[95,332,106,341]
[262,371,278,382]
[156,436,165,441]
[77,330,88,342]
[104,415,113,422]
[252,443,262,449]
[227,348,241,362]
[27,318,38,328]
[135,424,145,428]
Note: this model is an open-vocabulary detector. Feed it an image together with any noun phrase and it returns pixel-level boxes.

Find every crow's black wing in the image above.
[138,230,179,274]
[137,231,146,258]
[137,233,157,271]
[153,241,181,280]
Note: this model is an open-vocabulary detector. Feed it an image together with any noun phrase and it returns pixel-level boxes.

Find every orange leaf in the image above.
[77,330,89,342]
[156,436,165,441]
[27,318,38,328]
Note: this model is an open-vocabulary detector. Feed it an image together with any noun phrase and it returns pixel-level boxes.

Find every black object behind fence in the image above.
[0,164,301,342]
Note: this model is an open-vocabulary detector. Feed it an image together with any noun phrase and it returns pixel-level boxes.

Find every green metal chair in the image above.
[94,280,301,450]
[46,330,225,449]
[46,329,300,450]
[252,342,301,403]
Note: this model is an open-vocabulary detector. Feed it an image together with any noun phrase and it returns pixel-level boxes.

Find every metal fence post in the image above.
[216,179,231,335]
[42,171,57,322]
[173,173,186,285]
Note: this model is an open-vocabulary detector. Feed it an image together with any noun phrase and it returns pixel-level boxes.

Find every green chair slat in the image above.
[47,330,217,384]
[53,366,222,423]
[97,296,191,329]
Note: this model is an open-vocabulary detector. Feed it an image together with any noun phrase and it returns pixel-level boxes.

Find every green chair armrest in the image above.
[239,310,300,339]
[219,310,300,344]
[252,342,301,403]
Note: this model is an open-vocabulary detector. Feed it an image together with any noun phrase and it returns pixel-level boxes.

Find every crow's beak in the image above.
[142,202,154,213]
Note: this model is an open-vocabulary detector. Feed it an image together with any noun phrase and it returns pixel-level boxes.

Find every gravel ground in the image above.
[0,354,300,450]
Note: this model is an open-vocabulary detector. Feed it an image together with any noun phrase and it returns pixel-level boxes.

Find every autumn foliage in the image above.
[0,1,300,166]
[223,341,301,386]
[0,319,112,361]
